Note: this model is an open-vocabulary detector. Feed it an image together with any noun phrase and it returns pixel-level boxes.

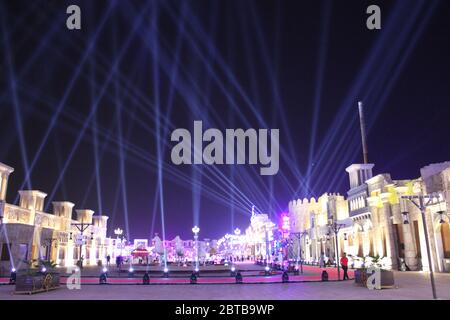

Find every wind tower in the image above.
[345,101,374,216]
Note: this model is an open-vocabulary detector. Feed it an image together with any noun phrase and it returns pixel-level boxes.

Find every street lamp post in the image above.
[328,221,345,281]
[192,226,200,272]
[70,219,93,269]
[114,228,125,256]
[234,228,241,259]
[401,193,444,300]
[290,231,308,274]
[264,226,270,267]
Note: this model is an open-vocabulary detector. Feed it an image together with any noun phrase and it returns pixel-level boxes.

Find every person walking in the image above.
[340,252,349,280]
[106,255,111,266]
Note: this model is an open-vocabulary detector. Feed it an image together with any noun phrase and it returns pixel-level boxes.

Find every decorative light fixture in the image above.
[192,226,200,234]
[114,228,123,236]
[230,266,236,277]
[401,211,410,225]
[437,194,446,224]
[9,268,17,284]
[438,211,446,224]
[400,198,410,224]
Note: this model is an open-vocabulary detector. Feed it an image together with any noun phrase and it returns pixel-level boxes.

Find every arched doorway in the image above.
[441,222,450,259]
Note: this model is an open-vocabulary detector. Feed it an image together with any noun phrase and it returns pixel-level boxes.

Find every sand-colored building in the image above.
[288,161,450,272]
[0,162,114,273]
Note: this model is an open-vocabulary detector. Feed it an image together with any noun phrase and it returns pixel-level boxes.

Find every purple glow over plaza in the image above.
[0,0,449,303]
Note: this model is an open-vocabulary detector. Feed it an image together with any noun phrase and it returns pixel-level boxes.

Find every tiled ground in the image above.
[1,271,449,300]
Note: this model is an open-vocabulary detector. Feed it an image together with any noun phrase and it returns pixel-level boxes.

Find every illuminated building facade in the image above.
[0,162,113,272]
[244,209,277,259]
[288,192,350,264]
[289,161,450,272]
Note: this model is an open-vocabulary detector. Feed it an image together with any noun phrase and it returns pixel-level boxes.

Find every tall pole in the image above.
[334,231,340,280]
[419,197,437,300]
[402,195,437,299]
[329,222,344,280]
[291,232,305,274]
[71,219,92,269]
[195,233,198,270]
[264,226,269,265]
[192,226,200,271]
[358,101,369,164]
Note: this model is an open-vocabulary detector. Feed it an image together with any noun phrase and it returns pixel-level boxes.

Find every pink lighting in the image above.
[280,213,290,231]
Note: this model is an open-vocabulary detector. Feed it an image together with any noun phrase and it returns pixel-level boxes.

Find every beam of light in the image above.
[246,1,308,190]
[89,41,103,216]
[321,0,440,194]
[112,15,130,242]
[294,0,432,196]
[157,1,299,204]
[14,1,117,205]
[108,103,139,233]
[20,81,256,218]
[17,1,276,218]
[306,0,333,196]
[18,79,258,219]
[43,2,150,212]
[151,2,168,268]
[1,11,32,190]
[0,223,16,271]
[0,11,64,120]
[125,4,273,214]
[53,133,68,200]
[190,1,219,228]
[121,3,282,212]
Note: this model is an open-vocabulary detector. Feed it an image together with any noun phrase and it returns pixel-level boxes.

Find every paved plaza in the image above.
[1,270,449,300]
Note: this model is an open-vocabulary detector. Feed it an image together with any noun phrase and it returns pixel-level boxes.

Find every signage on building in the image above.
[280,213,290,238]
[75,234,85,245]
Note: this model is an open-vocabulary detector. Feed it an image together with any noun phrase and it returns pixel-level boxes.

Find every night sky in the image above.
[1,0,449,240]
